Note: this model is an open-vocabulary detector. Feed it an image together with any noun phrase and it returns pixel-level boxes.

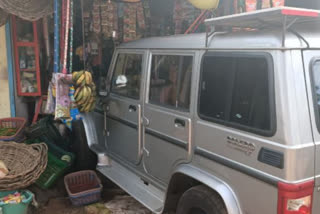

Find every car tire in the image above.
[176,185,228,214]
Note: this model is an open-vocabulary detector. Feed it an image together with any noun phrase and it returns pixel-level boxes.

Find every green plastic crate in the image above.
[0,190,33,214]
[35,152,73,189]
[25,117,69,150]
[26,138,75,189]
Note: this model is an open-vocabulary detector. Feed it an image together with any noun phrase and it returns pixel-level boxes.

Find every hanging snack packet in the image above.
[0,160,8,178]
[55,73,73,120]
[44,81,56,114]
[261,0,271,8]
[272,0,284,7]
[246,0,257,12]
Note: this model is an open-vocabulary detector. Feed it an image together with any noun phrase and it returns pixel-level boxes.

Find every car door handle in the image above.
[174,118,186,128]
[129,105,137,112]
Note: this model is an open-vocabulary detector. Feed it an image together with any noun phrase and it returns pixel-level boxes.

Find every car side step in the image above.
[97,161,165,213]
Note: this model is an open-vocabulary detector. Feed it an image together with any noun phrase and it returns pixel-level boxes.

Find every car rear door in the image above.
[303,50,320,212]
[142,51,196,183]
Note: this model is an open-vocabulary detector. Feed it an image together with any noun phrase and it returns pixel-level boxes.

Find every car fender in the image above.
[172,164,243,214]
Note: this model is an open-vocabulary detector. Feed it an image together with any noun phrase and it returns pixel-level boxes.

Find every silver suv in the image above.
[83,7,320,214]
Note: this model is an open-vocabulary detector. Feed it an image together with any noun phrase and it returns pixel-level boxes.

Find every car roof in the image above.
[118,21,320,50]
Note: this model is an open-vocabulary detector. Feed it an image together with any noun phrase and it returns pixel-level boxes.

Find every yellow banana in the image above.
[73,71,83,83]
[85,71,92,85]
[76,88,87,104]
[74,87,82,99]
[84,102,92,113]
[79,104,86,112]
[91,84,97,93]
[76,98,86,107]
[76,74,85,86]
[72,72,79,82]
[89,99,96,112]
[80,87,88,100]
[75,87,84,102]
[87,86,92,98]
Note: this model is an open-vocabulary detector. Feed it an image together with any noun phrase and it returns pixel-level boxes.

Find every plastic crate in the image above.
[0,190,33,214]
[0,118,26,143]
[36,152,72,189]
[25,117,68,150]
[26,138,75,189]
[64,170,102,206]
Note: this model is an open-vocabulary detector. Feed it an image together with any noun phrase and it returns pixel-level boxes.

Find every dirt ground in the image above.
[27,171,159,214]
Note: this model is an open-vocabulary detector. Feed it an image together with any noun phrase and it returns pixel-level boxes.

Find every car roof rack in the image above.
[204,7,320,48]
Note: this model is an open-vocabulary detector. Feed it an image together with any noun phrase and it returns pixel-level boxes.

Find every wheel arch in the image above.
[164,164,242,214]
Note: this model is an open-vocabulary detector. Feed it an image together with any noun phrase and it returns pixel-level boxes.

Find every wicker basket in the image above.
[0,118,27,143]
[64,170,102,206]
[0,141,48,191]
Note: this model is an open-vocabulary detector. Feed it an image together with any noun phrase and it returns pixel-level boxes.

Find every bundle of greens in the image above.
[0,128,17,137]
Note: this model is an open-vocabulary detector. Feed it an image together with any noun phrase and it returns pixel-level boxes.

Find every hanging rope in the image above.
[69,0,74,73]
[81,0,86,70]
[60,0,66,65]
[61,0,70,74]
[53,0,60,73]
[0,0,53,21]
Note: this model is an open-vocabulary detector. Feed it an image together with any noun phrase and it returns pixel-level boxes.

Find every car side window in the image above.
[149,55,193,110]
[199,53,274,135]
[111,53,143,99]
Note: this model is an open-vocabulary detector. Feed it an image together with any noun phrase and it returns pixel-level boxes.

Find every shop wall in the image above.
[0,25,11,118]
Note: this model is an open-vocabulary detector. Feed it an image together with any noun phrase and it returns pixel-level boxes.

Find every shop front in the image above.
[0,0,319,213]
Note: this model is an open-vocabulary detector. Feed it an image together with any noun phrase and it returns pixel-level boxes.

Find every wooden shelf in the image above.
[12,16,41,97]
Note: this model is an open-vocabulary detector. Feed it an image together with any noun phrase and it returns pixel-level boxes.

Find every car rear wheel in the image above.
[176,185,228,214]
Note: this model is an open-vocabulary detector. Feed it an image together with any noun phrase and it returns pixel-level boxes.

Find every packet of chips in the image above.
[0,160,8,178]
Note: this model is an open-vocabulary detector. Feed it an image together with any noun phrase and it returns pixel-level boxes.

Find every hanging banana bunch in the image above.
[72,71,97,113]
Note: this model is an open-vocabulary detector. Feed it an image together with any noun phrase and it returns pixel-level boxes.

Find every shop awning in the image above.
[0,0,53,23]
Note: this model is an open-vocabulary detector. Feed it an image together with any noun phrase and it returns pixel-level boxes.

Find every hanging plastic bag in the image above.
[44,81,55,114]
[54,73,73,120]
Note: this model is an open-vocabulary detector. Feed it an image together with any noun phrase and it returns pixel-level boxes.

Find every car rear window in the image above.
[311,60,320,131]
[149,55,193,111]
[198,53,275,136]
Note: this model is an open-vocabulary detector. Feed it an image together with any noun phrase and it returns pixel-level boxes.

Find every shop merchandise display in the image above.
[92,0,118,38]
[90,0,147,42]
[174,0,201,34]
[235,0,285,13]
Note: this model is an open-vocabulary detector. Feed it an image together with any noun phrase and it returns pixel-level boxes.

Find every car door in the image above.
[105,50,145,165]
[143,52,195,183]
[303,50,320,189]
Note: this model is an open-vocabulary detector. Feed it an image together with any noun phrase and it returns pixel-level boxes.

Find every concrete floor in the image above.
[27,171,157,214]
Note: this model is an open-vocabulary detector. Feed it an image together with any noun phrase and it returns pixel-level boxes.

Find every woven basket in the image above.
[0,117,27,143]
[0,141,48,191]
